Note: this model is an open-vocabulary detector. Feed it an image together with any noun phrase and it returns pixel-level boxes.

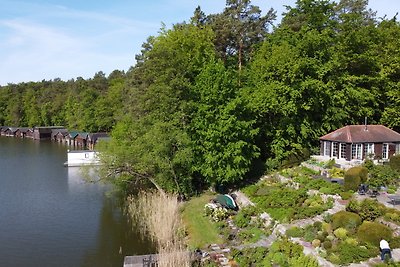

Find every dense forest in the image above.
[1,0,400,195]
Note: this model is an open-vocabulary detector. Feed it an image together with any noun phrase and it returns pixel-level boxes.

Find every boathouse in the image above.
[33,126,65,140]
[87,133,109,150]
[15,127,32,138]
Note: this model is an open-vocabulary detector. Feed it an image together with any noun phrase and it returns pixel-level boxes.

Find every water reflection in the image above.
[0,137,154,267]
[67,166,155,267]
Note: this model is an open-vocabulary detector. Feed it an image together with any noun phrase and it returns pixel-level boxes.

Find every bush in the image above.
[323,240,332,249]
[357,221,393,246]
[390,154,400,172]
[233,206,256,228]
[344,166,368,191]
[286,226,304,238]
[332,211,362,230]
[333,242,377,265]
[312,239,321,248]
[346,199,385,221]
[358,199,385,221]
[340,191,354,200]
[288,254,319,267]
[333,227,348,240]
[369,165,399,187]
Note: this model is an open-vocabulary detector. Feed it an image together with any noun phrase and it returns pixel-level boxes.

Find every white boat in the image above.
[64,150,101,167]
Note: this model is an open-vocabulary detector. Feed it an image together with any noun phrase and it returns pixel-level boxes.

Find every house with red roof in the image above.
[319,125,400,162]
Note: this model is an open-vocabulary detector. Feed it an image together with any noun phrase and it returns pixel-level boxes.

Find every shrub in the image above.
[233,206,256,228]
[346,199,361,213]
[369,165,399,187]
[334,242,377,265]
[333,227,347,240]
[288,254,319,267]
[345,237,358,246]
[322,222,332,233]
[358,199,385,221]
[312,239,321,248]
[340,191,354,200]
[286,226,304,238]
[357,221,393,246]
[332,211,362,230]
[323,240,332,249]
[344,166,368,191]
[389,154,400,172]
[267,208,294,223]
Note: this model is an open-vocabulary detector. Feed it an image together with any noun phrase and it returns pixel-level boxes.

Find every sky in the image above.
[0,0,399,85]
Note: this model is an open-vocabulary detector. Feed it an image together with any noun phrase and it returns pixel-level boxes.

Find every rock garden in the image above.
[185,155,400,266]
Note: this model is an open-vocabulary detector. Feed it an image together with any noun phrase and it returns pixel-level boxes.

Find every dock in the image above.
[123,252,192,267]
[123,254,158,267]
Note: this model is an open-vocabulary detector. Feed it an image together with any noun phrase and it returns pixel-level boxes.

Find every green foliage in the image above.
[344,166,368,191]
[368,165,400,188]
[323,240,332,249]
[286,226,305,238]
[233,206,257,228]
[264,238,306,266]
[237,227,265,243]
[346,199,385,221]
[390,155,400,172]
[288,254,319,267]
[3,0,400,198]
[331,242,378,265]
[333,227,347,240]
[332,211,362,230]
[357,221,393,246]
[231,247,269,267]
[340,191,354,200]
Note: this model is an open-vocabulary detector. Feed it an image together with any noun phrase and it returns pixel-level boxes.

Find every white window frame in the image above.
[332,142,339,157]
[382,143,389,159]
[364,143,374,159]
[324,141,331,157]
[339,143,346,159]
[351,143,363,160]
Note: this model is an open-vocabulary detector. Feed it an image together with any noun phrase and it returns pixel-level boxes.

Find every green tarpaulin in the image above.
[215,194,237,210]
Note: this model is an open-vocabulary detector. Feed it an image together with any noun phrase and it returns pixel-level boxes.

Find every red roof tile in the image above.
[320,125,400,143]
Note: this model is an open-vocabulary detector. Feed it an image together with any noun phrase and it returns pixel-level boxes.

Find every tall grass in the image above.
[127,191,191,267]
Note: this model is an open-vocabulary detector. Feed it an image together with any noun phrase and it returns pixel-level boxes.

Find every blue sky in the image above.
[0,0,398,85]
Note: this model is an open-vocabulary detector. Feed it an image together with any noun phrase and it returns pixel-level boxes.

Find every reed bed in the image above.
[127,191,191,267]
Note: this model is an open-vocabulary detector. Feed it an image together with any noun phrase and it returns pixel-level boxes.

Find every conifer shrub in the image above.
[389,154,400,172]
[286,226,304,238]
[357,221,393,246]
[333,242,377,265]
[323,240,332,249]
[357,199,385,221]
[344,166,368,191]
[332,211,362,230]
[333,227,348,240]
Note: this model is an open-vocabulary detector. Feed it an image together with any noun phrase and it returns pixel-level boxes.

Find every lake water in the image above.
[0,137,153,267]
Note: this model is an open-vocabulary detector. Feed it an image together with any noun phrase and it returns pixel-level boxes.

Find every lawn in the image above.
[181,193,223,249]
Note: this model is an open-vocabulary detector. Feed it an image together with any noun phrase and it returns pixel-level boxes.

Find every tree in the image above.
[190,61,259,186]
[206,0,276,72]
[100,24,216,194]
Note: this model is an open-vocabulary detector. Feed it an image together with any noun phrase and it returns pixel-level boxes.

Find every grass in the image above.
[181,193,223,249]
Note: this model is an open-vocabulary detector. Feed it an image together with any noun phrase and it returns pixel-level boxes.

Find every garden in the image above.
[184,155,400,266]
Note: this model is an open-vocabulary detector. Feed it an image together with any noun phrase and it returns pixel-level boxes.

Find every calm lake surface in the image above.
[0,137,152,267]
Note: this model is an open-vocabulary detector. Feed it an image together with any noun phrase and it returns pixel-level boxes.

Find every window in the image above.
[364,143,374,159]
[382,143,389,159]
[351,143,362,160]
[339,143,346,159]
[324,141,331,157]
[396,144,400,155]
[332,142,339,157]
